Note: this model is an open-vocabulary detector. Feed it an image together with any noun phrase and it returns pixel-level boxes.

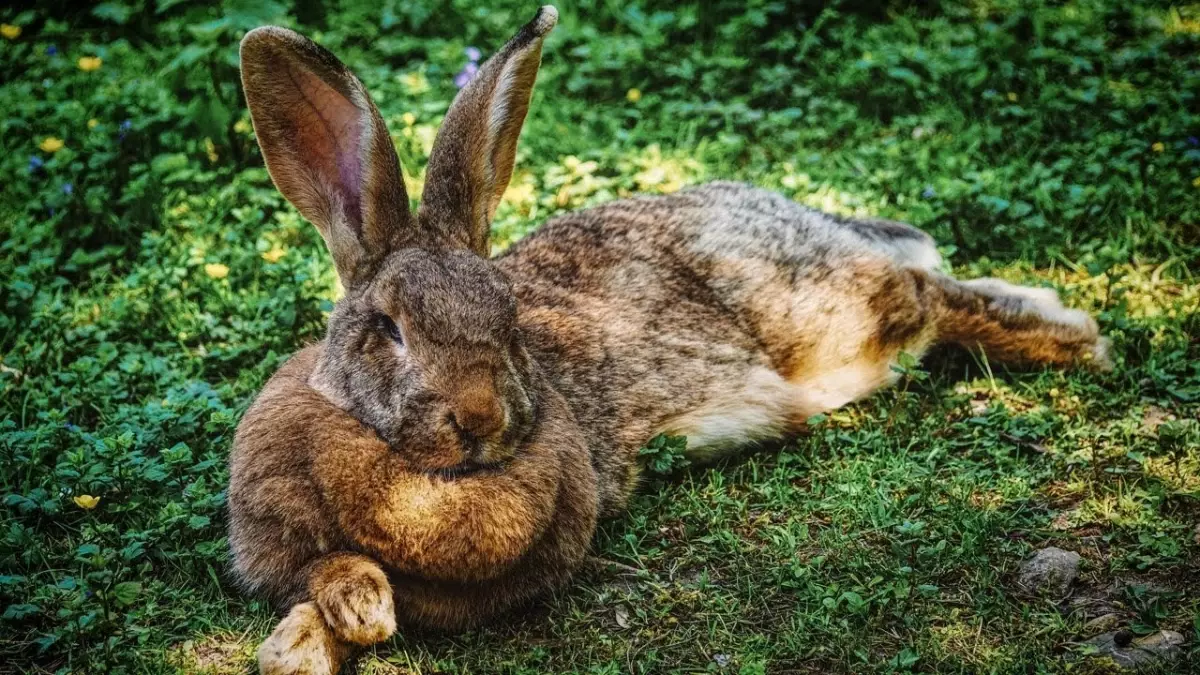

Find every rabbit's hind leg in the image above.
[934,276,1111,370]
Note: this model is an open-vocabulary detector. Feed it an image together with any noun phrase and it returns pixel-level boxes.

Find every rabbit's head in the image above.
[240,7,557,473]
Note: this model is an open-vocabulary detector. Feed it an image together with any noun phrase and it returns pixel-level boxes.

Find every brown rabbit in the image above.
[229,6,1111,673]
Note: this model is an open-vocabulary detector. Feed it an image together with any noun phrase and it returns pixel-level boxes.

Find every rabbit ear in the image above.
[241,26,412,288]
[419,6,557,257]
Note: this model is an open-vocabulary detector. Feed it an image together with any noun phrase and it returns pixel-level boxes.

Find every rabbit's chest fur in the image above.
[500,182,942,511]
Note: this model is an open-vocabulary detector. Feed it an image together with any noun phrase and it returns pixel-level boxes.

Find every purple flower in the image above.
[454,66,477,88]
[465,46,482,62]
[1189,136,1199,147]
[454,60,482,88]
[922,186,936,199]
[46,44,58,56]
[28,156,45,172]
[62,183,73,195]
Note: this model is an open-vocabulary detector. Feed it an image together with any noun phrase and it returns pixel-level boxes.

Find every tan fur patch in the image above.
[657,366,808,459]
[659,261,937,459]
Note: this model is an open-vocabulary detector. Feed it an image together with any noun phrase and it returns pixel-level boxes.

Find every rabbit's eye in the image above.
[376,313,404,345]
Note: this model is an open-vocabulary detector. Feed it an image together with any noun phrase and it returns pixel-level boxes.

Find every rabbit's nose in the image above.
[449,389,505,440]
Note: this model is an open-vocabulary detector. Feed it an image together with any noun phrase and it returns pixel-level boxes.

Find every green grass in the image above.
[2,0,1199,673]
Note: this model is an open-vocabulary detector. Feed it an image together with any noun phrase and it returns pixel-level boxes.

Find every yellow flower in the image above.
[502,180,536,209]
[73,495,100,510]
[1193,176,1200,188]
[234,118,252,134]
[1151,142,1164,153]
[402,112,416,127]
[78,56,103,72]
[204,137,218,163]
[204,263,229,279]
[261,246,286,263]
[87,118,99,129]
[39,137,65,153]
[626,88,642,103]
[1006,92,1018,102]
[398,71,429,95]
[1,24,20,40]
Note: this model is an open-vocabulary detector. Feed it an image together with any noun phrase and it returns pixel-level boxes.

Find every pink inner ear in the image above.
[286,63,363,231]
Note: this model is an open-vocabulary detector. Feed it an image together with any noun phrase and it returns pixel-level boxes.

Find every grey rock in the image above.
[1017,547,1081,598]
[1081,630,1185,670]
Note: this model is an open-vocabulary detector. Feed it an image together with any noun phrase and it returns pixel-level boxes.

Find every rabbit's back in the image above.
[673,181,941,270]
[499,182,942,514]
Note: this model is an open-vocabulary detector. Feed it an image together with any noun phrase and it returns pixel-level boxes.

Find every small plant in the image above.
[637,433,690,475]
[1125,584,1177,635]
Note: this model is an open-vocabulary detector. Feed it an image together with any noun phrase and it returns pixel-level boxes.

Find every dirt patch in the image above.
[168,632,256,674]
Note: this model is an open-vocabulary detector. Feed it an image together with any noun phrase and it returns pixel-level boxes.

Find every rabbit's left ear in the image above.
[419,6,557,257]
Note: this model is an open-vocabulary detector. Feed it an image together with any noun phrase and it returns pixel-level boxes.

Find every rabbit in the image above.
[229,6,1111,674]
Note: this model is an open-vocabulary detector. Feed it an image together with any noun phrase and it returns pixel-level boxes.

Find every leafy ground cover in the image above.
[1,0,1198,672]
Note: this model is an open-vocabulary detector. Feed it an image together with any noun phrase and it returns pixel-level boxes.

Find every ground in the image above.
[1,1,1198,673]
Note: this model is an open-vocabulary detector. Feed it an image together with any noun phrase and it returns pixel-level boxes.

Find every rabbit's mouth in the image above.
[430,459,505,480]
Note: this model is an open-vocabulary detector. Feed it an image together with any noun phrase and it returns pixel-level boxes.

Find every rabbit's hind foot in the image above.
[937,276,1112,371]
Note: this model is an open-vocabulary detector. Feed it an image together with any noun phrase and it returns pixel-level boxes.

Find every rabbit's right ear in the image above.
[418,6,557,257]
[240,27,412,288]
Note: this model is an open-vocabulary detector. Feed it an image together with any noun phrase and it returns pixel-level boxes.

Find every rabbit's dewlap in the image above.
[308,389,567,583]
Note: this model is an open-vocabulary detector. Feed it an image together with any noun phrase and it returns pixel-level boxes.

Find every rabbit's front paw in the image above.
[259,602,342,675]
[314,559,397,646]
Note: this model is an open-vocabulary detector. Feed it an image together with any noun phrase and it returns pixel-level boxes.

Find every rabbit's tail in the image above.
[932,275,1111,370]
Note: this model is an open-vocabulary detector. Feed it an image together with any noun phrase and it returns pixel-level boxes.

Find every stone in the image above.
[1017,547,1081,598]
[1080,630,1185,670]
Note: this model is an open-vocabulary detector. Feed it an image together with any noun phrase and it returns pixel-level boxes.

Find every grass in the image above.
[1,0,1198,673]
